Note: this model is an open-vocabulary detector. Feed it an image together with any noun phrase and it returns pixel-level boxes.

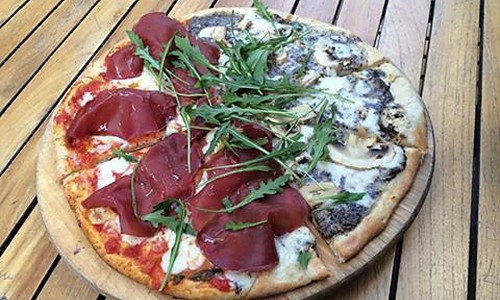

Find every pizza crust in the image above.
[330,147,423,262]
[246,253,329,298]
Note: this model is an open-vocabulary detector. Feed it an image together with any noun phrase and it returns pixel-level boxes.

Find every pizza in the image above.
[44,2,427,299]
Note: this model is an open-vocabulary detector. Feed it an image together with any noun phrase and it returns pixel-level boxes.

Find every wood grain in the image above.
[261,0,296,12]
[396,0,480,298]
[294,0,339,23]
[477,0,500,297]
[216,0,253,8]
[37,259,100,300]
[0,0,135,174]
[336,0,386,45]
[0,0,61,64]
[0,208,58,300]
[0,0,27,26]
[0,0,99,111]
[0,120,46,245]
[169,0,214,19]
[377,0,431,87]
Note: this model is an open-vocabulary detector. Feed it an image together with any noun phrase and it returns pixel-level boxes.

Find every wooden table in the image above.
[0,0,497,299]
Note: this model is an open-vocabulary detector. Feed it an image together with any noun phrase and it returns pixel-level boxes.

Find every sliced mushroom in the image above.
[300,70,321,87]
[211,26,227,42]
[327,132,396,169]
[314,45,336,67]
[299,182,339,206]
[275,50,288,65]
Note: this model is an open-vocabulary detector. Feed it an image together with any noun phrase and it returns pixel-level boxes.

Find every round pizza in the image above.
[45,2,427,299]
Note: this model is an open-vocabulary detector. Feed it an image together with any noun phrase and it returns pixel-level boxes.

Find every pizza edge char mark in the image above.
[53,4,427,300]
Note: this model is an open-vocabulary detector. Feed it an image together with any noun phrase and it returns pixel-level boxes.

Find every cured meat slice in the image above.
[67,88,177,141]
[83,134,203,237]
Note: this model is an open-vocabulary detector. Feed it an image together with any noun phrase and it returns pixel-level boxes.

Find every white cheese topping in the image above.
[96,157,133,189]
[267,226,316,282]
[225,271,256,293]
[316,161,380,207]
[161,233,206,274]
[110,66,160,91]
[121,234,146,246]
[79,92,94,107]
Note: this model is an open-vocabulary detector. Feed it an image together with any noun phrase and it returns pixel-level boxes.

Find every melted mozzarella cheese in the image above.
[96,157,133,189]
[161,233,206,274]
[111,67,160,91]
[225,271,256,294]
[79,92,94,107]
[316,161,380,207]
[267,226,316,282]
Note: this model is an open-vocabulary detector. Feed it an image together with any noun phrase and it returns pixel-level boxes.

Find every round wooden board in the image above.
[37,110,434,299]
[36,8,435,298]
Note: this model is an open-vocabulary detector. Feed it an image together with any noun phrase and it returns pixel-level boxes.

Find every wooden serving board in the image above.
[36,109,434,299]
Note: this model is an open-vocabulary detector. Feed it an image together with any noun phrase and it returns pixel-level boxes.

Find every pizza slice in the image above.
[52,13,220,178]
[62,130,329,299]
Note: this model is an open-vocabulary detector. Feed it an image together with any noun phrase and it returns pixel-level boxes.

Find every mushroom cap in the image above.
[327,132,396,170]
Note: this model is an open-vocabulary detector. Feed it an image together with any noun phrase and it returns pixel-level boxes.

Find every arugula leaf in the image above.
[198,164,273,190]
[306,102,337,173]
[246,48,269,83]
[188,104,297,125]
[253,0,274,23]
[222,197,233,210]
[198,175,290,213]
[205,141,306,171]
[112,149,138,163]
[205,122,230,155]
[173,35,213,70]
[147,199,194,291]
[179,106,192,173]
[298,251,312,269]
[140,199,196,235]
[296,49,313,79]
[225,220,267,231]
[319,191,366,205]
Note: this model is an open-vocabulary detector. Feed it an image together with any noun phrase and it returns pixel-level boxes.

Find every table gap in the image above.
[466,0,485,298]
[0,197,36,256]
[388,0,438,297]
[332,0,344,24]
[0,0,64,68]
[29,255,62,300]
[0,0,30,29]
[373,0,390,48]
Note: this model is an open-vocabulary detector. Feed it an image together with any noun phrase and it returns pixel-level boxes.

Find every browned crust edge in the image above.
[330,148,424,262]
[246,253,329,299]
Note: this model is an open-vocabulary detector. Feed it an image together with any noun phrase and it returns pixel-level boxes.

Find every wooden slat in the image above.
[336,0,386,45]
[37,259,99,300]
[0,209,58,300]
[0,0,61,63]
[396,0,480,298]
[477,0,500,297]
[216,0,252,8]
[261,0,296,12]
[0,0,100,111]
[0,0,27,26]
[14,1,175,297]
[169,0,213,19]
[0,120,46,245]
[0,0,135,174]
[294,0,339,23]
[377,0,431,86]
